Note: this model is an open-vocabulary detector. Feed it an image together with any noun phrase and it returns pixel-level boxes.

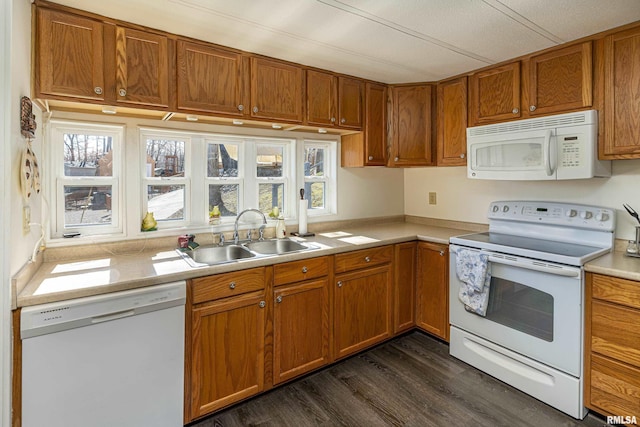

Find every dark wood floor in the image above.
[189,332,610,427]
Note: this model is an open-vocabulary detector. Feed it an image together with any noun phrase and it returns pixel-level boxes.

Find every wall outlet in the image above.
[428,192,437,205]
[23,206,31,234]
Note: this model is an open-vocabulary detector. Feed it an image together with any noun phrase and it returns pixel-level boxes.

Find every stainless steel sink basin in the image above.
[244,238,311,255]
[177,244,255,267]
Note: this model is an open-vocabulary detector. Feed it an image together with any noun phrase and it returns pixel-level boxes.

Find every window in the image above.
[302,141,336,216]
[205,140,242,221]
[49,121,123,238]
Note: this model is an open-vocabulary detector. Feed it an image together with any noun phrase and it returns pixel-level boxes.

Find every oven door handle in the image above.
[487,255,580,277]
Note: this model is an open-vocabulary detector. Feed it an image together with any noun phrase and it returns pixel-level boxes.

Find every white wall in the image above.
[405,161,640,240]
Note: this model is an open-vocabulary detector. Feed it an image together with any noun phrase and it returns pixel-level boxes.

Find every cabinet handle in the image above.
[460,153,465,159]
[365,256,371,263]
[259,301,266,308]
[252,106,259,113]
[301,266,308,273]
[331,117,336,123]
[229,282,236,289]
[512,108,519,114]
[368,156,374,161]
[94,87,103,95]
[341,118,346,124]
[238,104,244,111]
[529,105,536,112]
[118,88,127,97]
[337,281,343,287]
[276,296,283,303]
[439,250,445,256]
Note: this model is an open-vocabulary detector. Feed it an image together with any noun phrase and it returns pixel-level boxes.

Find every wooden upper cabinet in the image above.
[250,57,304,123]
[601,26,640,159]
[338,77,364,129]
[437,76,467,166]
[306,70,337,126]
[36,8,105,101]
[527,41,593,116]
[389,84,435,167]
[469,61,521,125]
[176,40,247,116]
[114,27,170,108]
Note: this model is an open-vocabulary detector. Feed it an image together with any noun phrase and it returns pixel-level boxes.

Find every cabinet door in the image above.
[601,27,640,158]
[394,242,416,333]
[338,77,364,129]
[437,77,468,166]
[36,8,105,101]
[250,57,304,123]
[306,70,337,126]
[469,61,521,125]
[416,242,449,341]
[177,40,246,116]
[190,291,266,418]
[527,42,592,116]
[364,82,388,165]
[114,27,170,108]
[390,84,435,167]
[273,279,330,384]
[334,265,392,359]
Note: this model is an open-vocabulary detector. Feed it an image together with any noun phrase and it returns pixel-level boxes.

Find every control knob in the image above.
[492,205,500,213]
[565,209,577,217]
[580,211,593,219]
[595,212,609,222]
[502,205,509,213]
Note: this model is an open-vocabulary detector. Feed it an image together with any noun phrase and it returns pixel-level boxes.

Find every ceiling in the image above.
[50,0,640,84]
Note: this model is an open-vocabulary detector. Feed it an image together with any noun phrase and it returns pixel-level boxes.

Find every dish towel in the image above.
[453,247,491,316]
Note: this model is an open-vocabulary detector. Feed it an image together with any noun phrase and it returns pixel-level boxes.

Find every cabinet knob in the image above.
[365,256,371,263]
[394,156,399,162]
[368,156,374,161]
[94,87,103,95]
[118,88,127,97]
[512,108,519,114]
[238,104,244,111]
[259,301,266,308]
[341,118,346,124]
[529,105,536,112]
[276,296,283,303]
[252,106,259,113]
[229,282,236,289]
[331,117,336,123]
[337,281,343,288]
[301,266,308,273]
[460,153,465,159]
[439,250,445,256]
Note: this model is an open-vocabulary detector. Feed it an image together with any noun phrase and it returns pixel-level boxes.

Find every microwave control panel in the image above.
[559,135,582,168]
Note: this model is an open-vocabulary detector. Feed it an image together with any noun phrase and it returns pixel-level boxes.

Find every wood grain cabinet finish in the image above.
[334,245,393,274]
[437,77,468,166]
[177,40,247,116]
[585,273,640,419]
[273,278,330,385]
[273,256,329,286]
[415,242,449,341]
[113,26,170,108]
[389,84,435,167]
[338,77,364,129]
[469,61,521,125]
[189,290,266,418]
[306,70,338,126]
[393,242,416,333]
[341,82,388,167]
[601,26,640,158]
[526,41,593,116]
[250,57,304,123]
[35,8,105,101]
[191,267,265,304]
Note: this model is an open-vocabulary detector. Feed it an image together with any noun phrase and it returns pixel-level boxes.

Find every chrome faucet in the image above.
[234,209,267,244]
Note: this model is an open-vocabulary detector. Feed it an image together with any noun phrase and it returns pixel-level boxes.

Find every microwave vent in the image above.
[468,110,594,137]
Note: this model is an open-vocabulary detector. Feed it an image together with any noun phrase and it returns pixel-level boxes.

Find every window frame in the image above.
[203,137,244,225]
[301,139,337,217]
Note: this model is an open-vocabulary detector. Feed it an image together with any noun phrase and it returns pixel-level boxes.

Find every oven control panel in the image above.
[488,201,615,231]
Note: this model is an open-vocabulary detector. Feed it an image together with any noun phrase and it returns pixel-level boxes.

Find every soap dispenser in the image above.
[276,217,286,239]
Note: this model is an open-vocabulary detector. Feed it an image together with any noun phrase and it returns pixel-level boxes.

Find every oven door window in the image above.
[485,277,554,342]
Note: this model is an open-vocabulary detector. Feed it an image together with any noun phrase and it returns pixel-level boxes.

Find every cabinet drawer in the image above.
[592,274,640,310]
[591,299,640,368]
[334,245,393,274]
[192,267,265,304]
[274,256,329,286]
[589,354,640,417]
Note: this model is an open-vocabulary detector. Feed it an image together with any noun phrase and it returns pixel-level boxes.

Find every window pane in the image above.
[145,139,185,177]
[147,185,185,220]
[308,182,325,209]
[304,147,325,177]
[256,145,283,177]
[208,184,238,217]
[63,133,113,177]
[259,183,284,213]
[207,143,239,178]
[64,185,112,226]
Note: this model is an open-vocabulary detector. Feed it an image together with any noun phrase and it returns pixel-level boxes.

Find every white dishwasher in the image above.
[21,281,186,427]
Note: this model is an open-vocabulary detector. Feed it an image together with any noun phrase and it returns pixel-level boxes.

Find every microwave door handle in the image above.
[487,255,580,277]
[544,130,555,176]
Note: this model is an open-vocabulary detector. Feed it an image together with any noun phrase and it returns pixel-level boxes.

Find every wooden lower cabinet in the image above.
[394,242,416,333]
[273,278,330,384]
[415,242,449,341]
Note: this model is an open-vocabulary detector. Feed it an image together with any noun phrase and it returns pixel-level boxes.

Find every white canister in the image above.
[276,217,286,238]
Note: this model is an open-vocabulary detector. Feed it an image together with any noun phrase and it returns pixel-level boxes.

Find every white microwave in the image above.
[466,110,610,180]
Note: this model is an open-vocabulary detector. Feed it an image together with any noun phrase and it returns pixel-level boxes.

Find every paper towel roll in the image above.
[299,199,308,235]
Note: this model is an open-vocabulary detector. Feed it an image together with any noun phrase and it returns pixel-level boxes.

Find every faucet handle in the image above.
[246,228,253,241]
[258,225,265,241]
[233,230,239,245]
[218,233,225,246]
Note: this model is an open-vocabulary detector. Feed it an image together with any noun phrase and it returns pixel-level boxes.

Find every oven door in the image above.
[449,245,583,377]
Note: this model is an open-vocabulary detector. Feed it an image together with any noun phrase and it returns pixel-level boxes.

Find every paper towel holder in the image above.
[291,188,315,237]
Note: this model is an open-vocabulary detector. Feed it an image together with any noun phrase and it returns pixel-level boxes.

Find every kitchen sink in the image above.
[177,244,255,267]
[243,238,312,255]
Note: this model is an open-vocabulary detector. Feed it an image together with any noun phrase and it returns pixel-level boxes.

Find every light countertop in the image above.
[584,250,640,281]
